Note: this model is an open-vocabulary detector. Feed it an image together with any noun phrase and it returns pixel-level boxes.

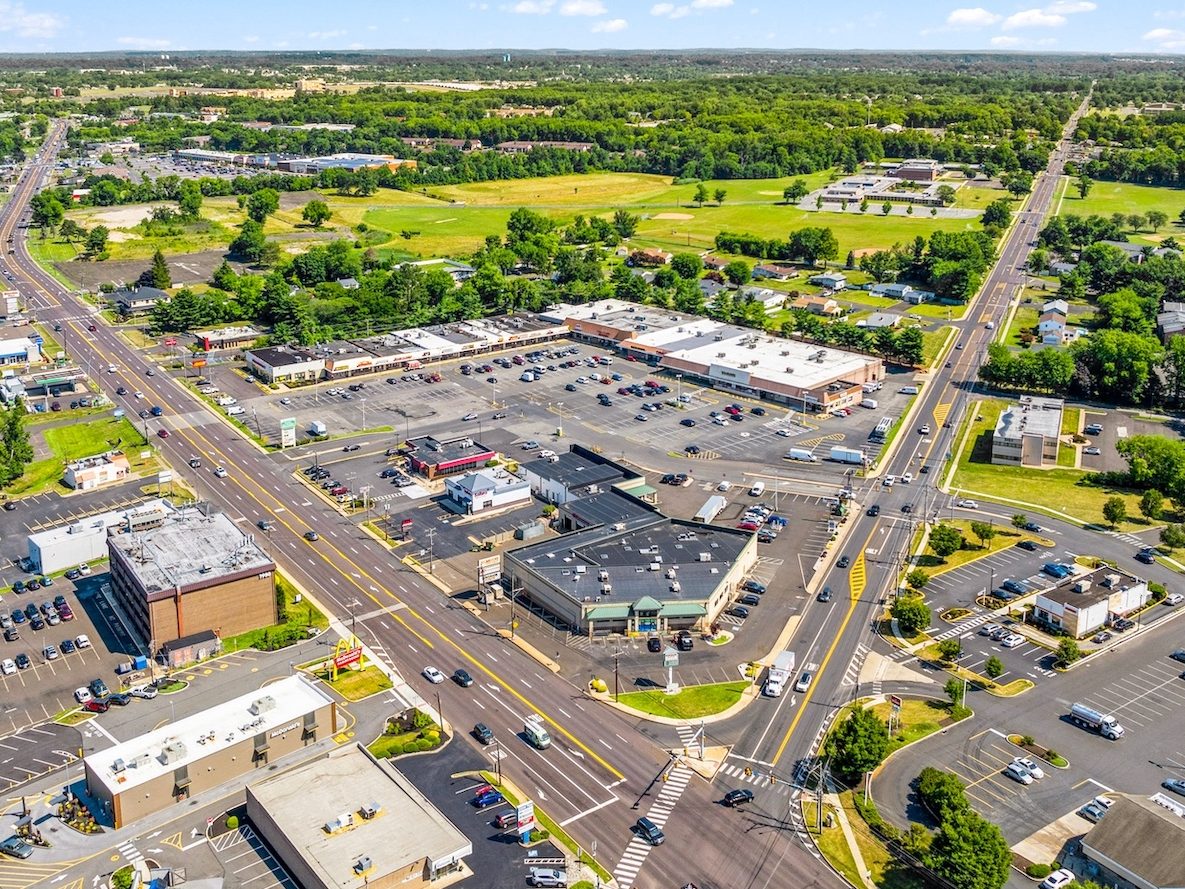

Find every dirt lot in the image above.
[53,250,251,290]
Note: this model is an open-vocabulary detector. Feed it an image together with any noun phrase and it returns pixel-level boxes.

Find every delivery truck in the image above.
[309,420,327,436]
[1069,702,1125,740]
[764,650,797,697]
[785,448,818,462]
[830,445,866,465]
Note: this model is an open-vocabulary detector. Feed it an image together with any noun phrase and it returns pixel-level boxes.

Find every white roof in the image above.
[663,332,877,392]
[28,498,173,553]
[86,675,332,796]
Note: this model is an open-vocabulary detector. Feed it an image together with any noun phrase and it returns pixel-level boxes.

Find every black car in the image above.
[116,386,128,396]
[685,445,701,454]
[751,407,766,416]
[14,653,29,670]
[728,605,751,619]
[1016,540,1038,551]
[741,580,766,594]
[723,788,755,807]
[137,409,150,419]
[647,637,662,653]
[817,587,833,603]
[739,593,760,606]
[680,418,696,427]
[89,678,110,698]
[919,464,930,474]
[106,692,132,706]
[453,669,474,687]
[60,639,75,654]
[837,555,850,569]
[867,504,881,517]
[472,723,494,745]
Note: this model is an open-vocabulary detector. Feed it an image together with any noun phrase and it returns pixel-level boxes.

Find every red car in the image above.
[737,521,760,532]
[157,429,169,439]
[83,699,109,713]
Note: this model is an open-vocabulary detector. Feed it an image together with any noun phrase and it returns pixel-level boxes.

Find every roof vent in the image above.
[360,802,381,819]
[249,695,276,716]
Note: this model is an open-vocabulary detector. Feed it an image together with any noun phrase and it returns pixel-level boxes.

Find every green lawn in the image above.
[906,301,966,320]
[921,329,950,367]
[315,664,392,701]
[951,398,1147,530]
[7,416,156,497]
[1005,306,1039,347]
[868,697,954,756]
[804,800,864,889]
[838,791,927,889]
[919,519,1044,573]
[222,575,329,652]
[951,184,1007,210]
[617,680,748,719]
[1059,180,1185,246]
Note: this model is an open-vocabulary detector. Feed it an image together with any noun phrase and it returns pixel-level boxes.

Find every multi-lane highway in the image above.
[0,124,844,889]
[0,89,1088,889]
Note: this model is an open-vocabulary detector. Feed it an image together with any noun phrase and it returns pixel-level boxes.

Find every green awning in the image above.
[658,603,708,618]
[619,482,657,496]
[586,604,631,620]
[632,595,663,612]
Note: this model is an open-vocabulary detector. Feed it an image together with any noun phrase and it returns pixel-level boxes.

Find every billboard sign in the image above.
[663,647,680,669]
[164,337,177,346]
[333,646,363,669]
[192,358,208,369]
[280,417,297,449]
[516,800,536,834]
[477,555,501,585]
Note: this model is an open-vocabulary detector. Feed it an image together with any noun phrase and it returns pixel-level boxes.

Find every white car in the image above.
[979,623,1002,637]
[74,633,91,649]
[794,671,813,693]
[776,428,792,437]
[1013,756,1045,780]
[422,666,445,684]
[73,687,92,704]
[1001,633,1025,648]
[919,424,931,434]
[0,659,14,676]
[1004,761,1033,785]
[958,499,979,509]
[901,472,914,484]
[882,476,895,487]
[1084,446,1101,456]
[133,391,143,399]
[1039,868,1075,889]
[717,481,732,492]
[213,466,228,478]
[1166,593,1184,606]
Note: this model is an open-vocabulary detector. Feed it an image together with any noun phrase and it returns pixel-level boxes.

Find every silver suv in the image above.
[528,868,568,888]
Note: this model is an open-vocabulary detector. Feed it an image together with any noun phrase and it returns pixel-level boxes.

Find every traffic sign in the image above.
[889,694,903,712]
[663,647,680,668]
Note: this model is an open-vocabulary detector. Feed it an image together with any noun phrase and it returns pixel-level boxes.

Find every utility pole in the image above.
[424,527,436,574]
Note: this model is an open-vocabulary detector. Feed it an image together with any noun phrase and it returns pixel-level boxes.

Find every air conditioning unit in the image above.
[698,552,712,562]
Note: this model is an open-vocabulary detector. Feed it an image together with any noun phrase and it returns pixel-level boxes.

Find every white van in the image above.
[860,398,878,409]
[748,481,766,497]
[524,719,551,749]
[519,371,535,382]
[226,405,245,416]
[216,396,237,407]
[900,386,919,395]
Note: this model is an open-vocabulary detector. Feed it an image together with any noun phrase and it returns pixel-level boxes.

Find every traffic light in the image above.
[769,774,777,785]
[662,772,669,782]
[743,766,753,777]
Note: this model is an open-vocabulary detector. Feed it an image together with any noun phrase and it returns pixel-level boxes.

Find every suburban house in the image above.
[1032,565,1151,638]
[752,263,795,281]
[405,258,477,285]
[809,272,848,291]
[737,286,787,312]
[857,312,902,329]
[795,294,842,316]
[336,277,360,290]
[869,282,934,303]
[698,278,727,300]
[1049,260,1077,276]
[110,286,169,316]
[1158,300,1185,343]
[631,247,673,266]
[63,451,131,491]
[1098,240,1180,263]
[701,256,728,272]
[1038,299,1068,345]
[991,395,1063,468]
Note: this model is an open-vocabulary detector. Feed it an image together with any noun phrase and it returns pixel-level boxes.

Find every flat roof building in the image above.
[505,489,757,635]
[991,395,1063,468]
[85,675,336,828]
[28,498,173,575]
[106,505,277,648]
[1032,565,1150,639]
[110,286,169,316]
[246,744,472,889]
[0,336,42,365]
[243,346,324,384]
[63,450,130,491]
[405,434,495,481]
[521,445,639,506]
[193,326,262,352]
[444,469,531,515]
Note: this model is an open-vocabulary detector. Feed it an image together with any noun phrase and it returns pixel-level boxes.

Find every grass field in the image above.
[315,664,393,701]
[952,184,1007,210]
[951,398,1146,530]
[617,680,748,719]
[9,416,156,496]
[1005,306,1039,346]
[1058,179,1185,246]
[918,519,1041,572]
[921,328,950,367]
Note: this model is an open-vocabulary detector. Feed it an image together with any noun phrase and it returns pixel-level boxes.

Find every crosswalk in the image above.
[839,643,870,689]
[117,839,144,867]
[612,764,693,889]
[1106,529,1145,546]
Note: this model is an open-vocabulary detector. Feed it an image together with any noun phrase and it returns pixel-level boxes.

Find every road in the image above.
[0,124,842,889]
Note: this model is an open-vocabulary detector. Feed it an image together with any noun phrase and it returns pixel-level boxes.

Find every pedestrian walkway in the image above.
[612,765,693,889]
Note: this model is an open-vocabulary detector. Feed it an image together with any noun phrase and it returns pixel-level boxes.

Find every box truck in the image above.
[859,398,879,409]
[309,420,327,436]
[830,445,865,464]
[786,448,818,462]
[764,651,797,697]
[1069,703,1124,739]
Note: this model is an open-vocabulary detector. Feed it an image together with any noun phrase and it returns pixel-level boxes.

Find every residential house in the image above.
[336,277,360,290]
[110,286,169,317]
[737,286,787,312]
[1098,239,1181,263]
[1038,299,1068,345]
[857,312,902,329]
[698,278,727,300]
[752,263,795,282]
[869,282,934,303]
[809,272,847,291]
[795,294,842,317]
[1032,566,1150,638]
[1158,300,1185,343]
[1049,260,1077,276]
[702,256,728,272]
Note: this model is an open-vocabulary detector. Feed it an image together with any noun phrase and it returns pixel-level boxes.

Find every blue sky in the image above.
[0,1,1183,54]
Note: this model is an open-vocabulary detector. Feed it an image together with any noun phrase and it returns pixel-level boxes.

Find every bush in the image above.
[112,866,135,889]
[1027,864,1052,879]
[226,814,239,829]
[1021,734,1035,747]
[416,738,434,751]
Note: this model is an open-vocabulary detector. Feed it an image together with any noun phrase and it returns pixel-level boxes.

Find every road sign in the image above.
[889,694,903,712]
[401,518,414,529]
[663,647,680,668]
[516,800,536,834]
[477,554,501,585]
[280,417,297,449]
[164,337,177,346]
[192,358,207,369]
[157,470,173,485]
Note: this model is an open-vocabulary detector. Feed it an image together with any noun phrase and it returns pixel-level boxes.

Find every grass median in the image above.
[616,680,749,720]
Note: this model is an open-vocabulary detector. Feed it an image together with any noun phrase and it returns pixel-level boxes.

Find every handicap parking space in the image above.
[1077,656,1185,730]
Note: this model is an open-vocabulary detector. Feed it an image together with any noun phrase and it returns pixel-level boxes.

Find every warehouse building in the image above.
[504,489,757,636]
[85,675,335,828]
[246,744,472,889]
[106,504,276,649]
[27,499,173,575]
[991,395,1063,468]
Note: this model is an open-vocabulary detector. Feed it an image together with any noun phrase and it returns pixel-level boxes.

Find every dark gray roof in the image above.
[523,452,627,490]
[163,628,220,650]
[560,489,657,530]
[113,286,169,304]
[249,346,318,368]
[1082,794,1185,887]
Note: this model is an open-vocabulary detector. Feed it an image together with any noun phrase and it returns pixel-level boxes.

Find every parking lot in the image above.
[208,822,299,889]
[1076,653,1185,731]
[0,721,80,790]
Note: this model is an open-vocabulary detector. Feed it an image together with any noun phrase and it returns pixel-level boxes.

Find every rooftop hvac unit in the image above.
[574,565,586,574]
[1073,580,1090,593]
[669,581,681,592]
[665,568,677,579]
[112,758,126,773]
[160,740,187,764]
[131,753,151,769]
[324,812,354,833]
[601,583,612,594]
[785,366,794,373]
[199,565,213,574]
[598,569,609,581]
[1103,573,1121,588]
[715,335,724,341]
[249,695,276,716]
[697,552,713,562]
[649,562,661,571]
[611,522,625,531]
[360,802,381,819]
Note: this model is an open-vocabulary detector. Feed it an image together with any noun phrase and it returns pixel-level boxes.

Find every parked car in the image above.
[130,684,158,699]
[1078,802,1107,823]
[1014,756,1045,779]
[82,699,109,713]
[1039,869,1075,889]
[1004,761,1034,785]
[1162,778,1185,797]
[0,836,32,859]
[527,868,568,888]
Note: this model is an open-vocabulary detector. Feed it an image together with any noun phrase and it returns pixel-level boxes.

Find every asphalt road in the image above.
[0,122,837,889]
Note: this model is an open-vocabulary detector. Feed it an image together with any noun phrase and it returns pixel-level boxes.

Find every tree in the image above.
[844,250,856,269]
[1102,496,1127,528]
[177,180,203,220]
[713,188,727,206]
[929,523,964,560]
[229,219,268,262]
[787,226,839,267]
[980,198,1013,233]
[84,225,108,256]
[1056,638,1082,667]
[1128,213,1146,233]
[906,568,930,590]
[612,209,639,239]
[891,595,931,636]
[0,399,33,486]
[58,219,85,244]
[936,639,962,663]
[245,188,280,223]
[927,808,1012,889]
[917,767,968,822]
[1161,523,1185,551]
[301,199,331,228]
[825,705,890,783]
[1071,331,1164,404]
[985,656,1004,679]
[783,179,809,204]
[944,677,965,707]
[1096,289,1153,337]
[1003,170,1034,199]
[1011,513,1028,531]
[1076,174,1093,199]
[148,249,171,290]
[693,183,708,207]
[968,520,996,548]
[882,200,893,216]
[936,184,957,206]
[670,253,703,280]
[1148,210,1169,232]
[723,259,751,286]
[1140,489,1165,521]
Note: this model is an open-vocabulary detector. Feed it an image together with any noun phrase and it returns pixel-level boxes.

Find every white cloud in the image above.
[117,36,172,50]
[1001,8,1066,28]
[591,16,628,30]
[651,1,691,16]
[561,0,605,13]
[243,35,259,43]
[1045,0,1095,12]
[691,0,733,6]
[0,2,65,38]
[945,7,1001,27]
[307,29,347,39]
[513,0,554,12]
[990,35,1021,46]
[1144,26,1185,48]
[1154,9,1185,20]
